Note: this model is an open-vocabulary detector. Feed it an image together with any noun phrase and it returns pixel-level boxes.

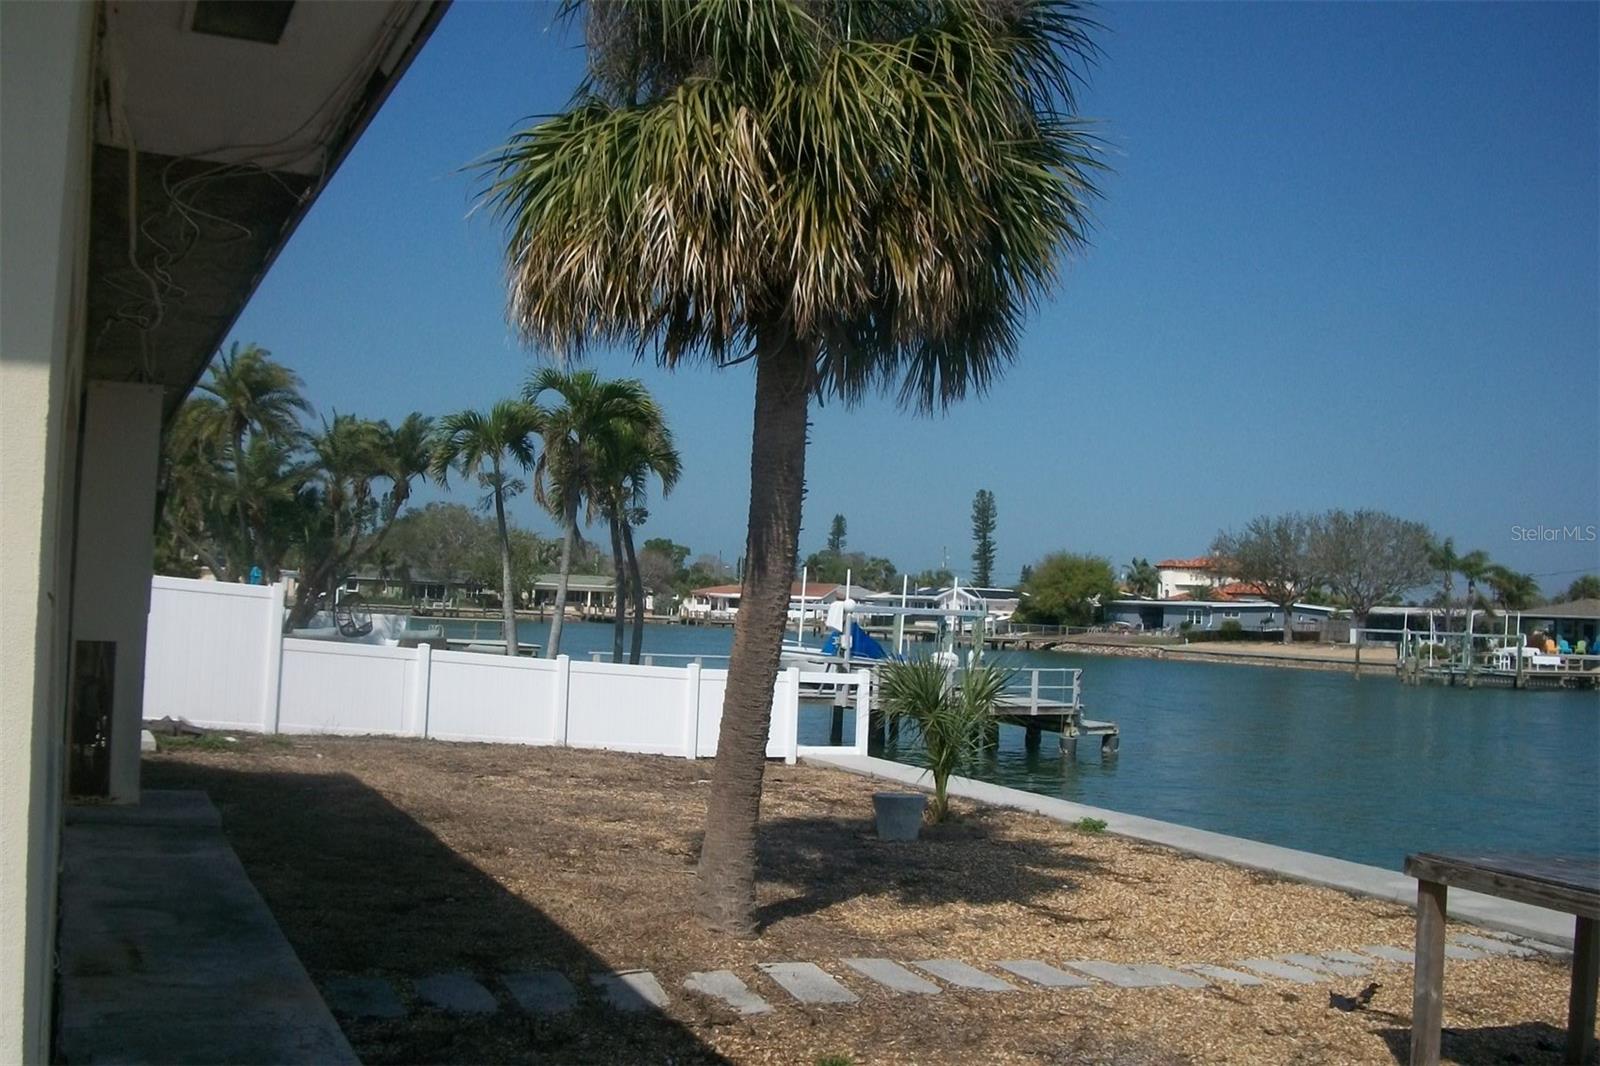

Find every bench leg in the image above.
[1410,879,1447,1066]
[1571,915,1598,1066]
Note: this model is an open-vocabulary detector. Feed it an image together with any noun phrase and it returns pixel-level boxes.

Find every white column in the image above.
[406,643,432,738]
[682,662,702,759]
[852,669,871,755]
[783,665,801,765]
[551,654,571,745]
[261,582,287,732]
[68,382,164,803]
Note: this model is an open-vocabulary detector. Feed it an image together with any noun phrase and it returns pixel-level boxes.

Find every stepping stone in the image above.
[503,970,577,1014]
[1061,961,1208,989]
[1235,959,1326,984]
[1451,934,1535,958]
[323,975,405,1019]
[994,960,1093,989]
[1356,945,1415,964]
[591,970,669,1012]
[1320,950,1378,968]
[842,958,941,994]
[1185,964,1264,987]
[683,970,773,1015]
[1444,943,1486,961]
[757,962,858,1005]
[1277,953,1369,977]
[415,971,498,1014]
[911,959,1017,992]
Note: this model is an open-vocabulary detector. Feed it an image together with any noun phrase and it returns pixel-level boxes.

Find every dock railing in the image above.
[999,667,1082,714]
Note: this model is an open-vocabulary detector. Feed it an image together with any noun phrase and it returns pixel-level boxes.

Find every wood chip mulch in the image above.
[145,736,1577,1065]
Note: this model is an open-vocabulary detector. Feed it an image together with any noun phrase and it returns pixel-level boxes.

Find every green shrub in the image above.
[1218,619,1245,641]
[879,658,1008,822]
[1074,817,1108,834]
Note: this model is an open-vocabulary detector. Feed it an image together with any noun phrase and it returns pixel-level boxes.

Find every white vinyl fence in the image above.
[142,576,870,761]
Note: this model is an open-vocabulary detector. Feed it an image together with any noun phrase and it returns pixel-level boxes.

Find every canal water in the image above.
[439,618,1599,871]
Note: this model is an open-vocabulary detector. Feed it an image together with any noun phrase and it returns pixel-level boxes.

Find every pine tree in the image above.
[971,490,997,586]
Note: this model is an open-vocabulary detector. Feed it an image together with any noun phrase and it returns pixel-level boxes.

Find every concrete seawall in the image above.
[1047,639,1395,677]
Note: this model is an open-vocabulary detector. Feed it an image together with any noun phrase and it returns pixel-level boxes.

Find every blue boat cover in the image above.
[820,621,890,660]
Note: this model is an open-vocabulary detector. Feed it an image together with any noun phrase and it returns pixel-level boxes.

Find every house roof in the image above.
[534,573,615,591]
[1111,598,1336,613]
[1520,598,1600,620]
[1157,557,1218,571]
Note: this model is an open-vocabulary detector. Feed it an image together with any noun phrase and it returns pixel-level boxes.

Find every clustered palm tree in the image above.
[484,0,1101,931]
[162,344,434,626]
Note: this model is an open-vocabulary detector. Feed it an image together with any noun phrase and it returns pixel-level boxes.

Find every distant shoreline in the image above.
[1047,636,1396,676]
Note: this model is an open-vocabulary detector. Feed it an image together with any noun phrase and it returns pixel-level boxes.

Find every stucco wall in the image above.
[0,2,95,1060]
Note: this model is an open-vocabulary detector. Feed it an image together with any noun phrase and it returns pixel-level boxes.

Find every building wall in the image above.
[1156,567,1219,600]
[69,384,164,803]
[0,2,96,1060]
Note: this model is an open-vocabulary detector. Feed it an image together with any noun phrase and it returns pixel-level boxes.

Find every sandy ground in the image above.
[146,736,1575,1065]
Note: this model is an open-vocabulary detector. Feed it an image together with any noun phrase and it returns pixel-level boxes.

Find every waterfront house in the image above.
[341,568,477,607]
[1517,598,1600,651]
[1107,597,1336,635]
[1156,556,1238,600]
[530,573,650,616]
[681,581,877,623]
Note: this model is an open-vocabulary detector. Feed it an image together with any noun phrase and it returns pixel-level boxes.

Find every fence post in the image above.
[552,654,571,746]
[407,643,433,738]
[682,662,702,759]
[784,665,801,765]
[852,669,871,755]
[261,581,287,734]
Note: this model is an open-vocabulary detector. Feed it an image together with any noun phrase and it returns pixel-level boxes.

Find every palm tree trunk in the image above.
[624,520,646,665]
[547,500,577,658]
[493,469,517,658]
[695,333,811,935]
[1281,599,1294,645]
[231,424,253,580]
[608,511,626,663]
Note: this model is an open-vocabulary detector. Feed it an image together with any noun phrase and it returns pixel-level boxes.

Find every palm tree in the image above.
[1483,564,1538,613]
[524,368,656,658]
[430,402,541,657]
[198,342,310,578]
[484,0,1100,933]
[594,407,681,663]
[1126,558,1158,599]
[1428,538,1461,631]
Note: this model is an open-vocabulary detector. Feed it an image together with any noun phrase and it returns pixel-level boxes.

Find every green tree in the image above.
[196,342,310,577]
[1015,552,1116,626]
[970,490,997,586]
[1562,574,1600,602]
[592,398,682,663]
[429,401,541,656]
[1483,564,1539,612]
[908,568,956,590]
[525,368,657,658]
[1312,509,1434,671]
[1427,537,1461,630]
[1213,514,1325,645]
[1125,557,1158,599]
[827,514,848,554]
[484,0,1100,933]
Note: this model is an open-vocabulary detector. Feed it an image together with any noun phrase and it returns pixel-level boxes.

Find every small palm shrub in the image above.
[879,658,1009,822]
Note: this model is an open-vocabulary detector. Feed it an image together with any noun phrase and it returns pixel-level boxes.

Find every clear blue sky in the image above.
[229,1,1599,591]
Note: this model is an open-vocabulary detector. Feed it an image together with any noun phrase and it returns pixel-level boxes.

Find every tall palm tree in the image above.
[1457,549,1492,622]
[1428,538,1461,631]
[430,401,541,657]
[594,407,681,663]
[524,368,656,658]
[484,0,1100,932]
[198,342,310,578]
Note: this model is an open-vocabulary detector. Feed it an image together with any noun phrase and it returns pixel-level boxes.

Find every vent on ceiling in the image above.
[191,0,295,45]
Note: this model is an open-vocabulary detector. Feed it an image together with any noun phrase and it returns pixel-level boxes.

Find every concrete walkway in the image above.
[58,791,356,1064]
[804,753,1576,946]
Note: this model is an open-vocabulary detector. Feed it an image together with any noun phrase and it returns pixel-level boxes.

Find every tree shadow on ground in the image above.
[143,759,727,1066]
[741,803,1109,930]
[1373,1022,1584,1065]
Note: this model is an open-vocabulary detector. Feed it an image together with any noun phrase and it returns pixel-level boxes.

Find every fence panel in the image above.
[566,660,694,755]
[426,649,559,744]
[278,640,412,736]
[143,577,277,731]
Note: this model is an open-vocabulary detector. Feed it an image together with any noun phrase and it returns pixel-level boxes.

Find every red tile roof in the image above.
[1156,557,1217,570]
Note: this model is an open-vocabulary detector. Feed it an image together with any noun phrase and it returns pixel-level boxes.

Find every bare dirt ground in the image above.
[146,736,1574,1065]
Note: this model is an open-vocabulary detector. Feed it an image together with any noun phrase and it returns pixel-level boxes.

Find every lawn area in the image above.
[145,736,1572,1065]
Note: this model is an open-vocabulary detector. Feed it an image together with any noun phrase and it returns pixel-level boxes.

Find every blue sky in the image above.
[229,1,1599,591]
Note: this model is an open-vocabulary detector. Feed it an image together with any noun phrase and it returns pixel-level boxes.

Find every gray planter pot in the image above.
[872,792,926,841]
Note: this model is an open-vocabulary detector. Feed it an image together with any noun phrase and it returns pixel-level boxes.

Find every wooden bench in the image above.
[1404,852,1598,1065]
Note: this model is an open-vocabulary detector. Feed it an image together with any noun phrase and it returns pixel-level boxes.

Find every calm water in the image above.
[436,619,1599,871]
